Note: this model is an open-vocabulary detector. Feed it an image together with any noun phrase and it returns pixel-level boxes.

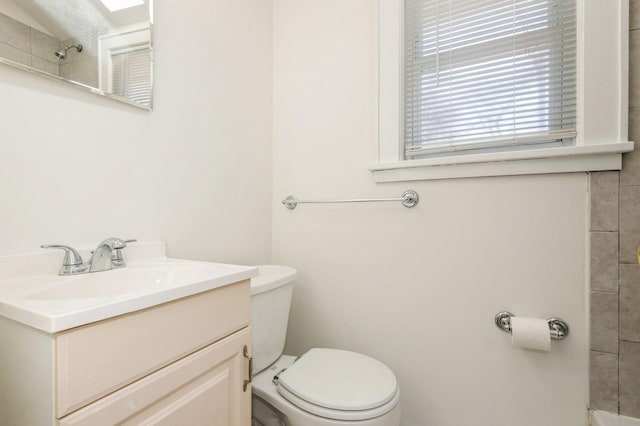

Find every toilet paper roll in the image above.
[510,317,551,351]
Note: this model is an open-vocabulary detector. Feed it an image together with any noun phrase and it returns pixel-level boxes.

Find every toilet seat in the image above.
[275,348,399,421]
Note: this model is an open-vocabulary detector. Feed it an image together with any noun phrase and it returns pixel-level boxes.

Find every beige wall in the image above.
[272,1,589,425]
[0,0,273,265]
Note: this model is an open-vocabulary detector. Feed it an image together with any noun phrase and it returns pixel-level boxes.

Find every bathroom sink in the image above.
[0,243,258,333]
[23,263,229,301]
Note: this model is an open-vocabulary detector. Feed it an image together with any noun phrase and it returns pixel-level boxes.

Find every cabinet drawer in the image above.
[55,280,250,417]
[58,327,251,426]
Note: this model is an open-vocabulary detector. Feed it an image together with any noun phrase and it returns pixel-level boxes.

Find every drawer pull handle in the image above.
[243,345,253,392]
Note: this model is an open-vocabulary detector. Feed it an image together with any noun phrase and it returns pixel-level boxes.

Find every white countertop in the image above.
[0,242,258,333]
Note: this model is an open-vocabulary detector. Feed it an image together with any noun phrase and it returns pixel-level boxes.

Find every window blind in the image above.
[111,45,151,106]
[404,0,576,159]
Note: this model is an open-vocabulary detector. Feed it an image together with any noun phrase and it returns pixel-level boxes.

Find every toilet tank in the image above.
[251,265,296,374]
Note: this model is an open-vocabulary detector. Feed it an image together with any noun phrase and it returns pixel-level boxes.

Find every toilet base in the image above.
[252,395,285,426]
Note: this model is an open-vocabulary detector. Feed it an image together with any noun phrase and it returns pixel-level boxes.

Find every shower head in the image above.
[55,44,83,60]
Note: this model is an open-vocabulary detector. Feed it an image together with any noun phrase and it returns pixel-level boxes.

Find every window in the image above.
[404,0,576,159]
[373,0,631,182]
[99,27,152,108]
[111,45,152,106]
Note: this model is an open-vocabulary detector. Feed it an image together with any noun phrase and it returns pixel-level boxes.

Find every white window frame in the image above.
[371,0,633,182]
[98,25,151,101]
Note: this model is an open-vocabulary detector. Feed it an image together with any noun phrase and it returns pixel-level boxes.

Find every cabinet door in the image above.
[59,327,252,426]
[56,281,250,417]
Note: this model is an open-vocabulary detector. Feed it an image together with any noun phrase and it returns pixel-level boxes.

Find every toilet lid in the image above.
[276,348,398,417]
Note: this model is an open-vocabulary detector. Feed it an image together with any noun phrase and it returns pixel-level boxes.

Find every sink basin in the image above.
[23,263,228,301]
[0,243,258,333]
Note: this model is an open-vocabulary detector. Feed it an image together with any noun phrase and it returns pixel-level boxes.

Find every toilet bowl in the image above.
[250,266,401,426]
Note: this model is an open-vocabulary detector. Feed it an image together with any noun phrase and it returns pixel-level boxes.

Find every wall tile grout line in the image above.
[590,290,619,295]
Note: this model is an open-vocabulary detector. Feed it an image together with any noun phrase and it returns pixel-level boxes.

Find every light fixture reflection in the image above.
[99,0,144,12]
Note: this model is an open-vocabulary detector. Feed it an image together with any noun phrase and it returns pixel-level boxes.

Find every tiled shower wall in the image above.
[0,12,60,76]
[0,11,99,88]
[58,35,99,88]
[589,2,640,416]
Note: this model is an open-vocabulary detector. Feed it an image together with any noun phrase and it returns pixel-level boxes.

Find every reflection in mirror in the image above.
[0,0,152,109]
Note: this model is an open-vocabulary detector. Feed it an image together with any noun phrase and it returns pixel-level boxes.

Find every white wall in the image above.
[271,1,589,425]
[0,0,272,264]
[0,1,592,423]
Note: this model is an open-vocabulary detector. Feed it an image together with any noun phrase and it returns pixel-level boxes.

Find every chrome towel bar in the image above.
[282,190,419,210]
[494,311,570,340]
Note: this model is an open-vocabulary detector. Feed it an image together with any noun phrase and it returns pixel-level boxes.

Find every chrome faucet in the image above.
[89,238,127,272]
[42,238,136,276]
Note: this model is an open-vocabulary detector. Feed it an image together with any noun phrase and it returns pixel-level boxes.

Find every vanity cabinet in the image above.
[0,280,252,426]
[59,328,250,425]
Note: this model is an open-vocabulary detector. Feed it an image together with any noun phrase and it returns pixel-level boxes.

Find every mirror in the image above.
[0,0,153,110]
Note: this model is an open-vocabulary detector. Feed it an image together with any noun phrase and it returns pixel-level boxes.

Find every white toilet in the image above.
[250,265,401,426]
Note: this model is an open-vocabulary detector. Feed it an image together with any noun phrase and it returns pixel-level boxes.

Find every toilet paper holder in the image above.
[494,311,570,340]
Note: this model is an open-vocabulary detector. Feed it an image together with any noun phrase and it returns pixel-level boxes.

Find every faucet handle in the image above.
[111,239,137,267]
[41,244,84,266]
[41,244,90,275]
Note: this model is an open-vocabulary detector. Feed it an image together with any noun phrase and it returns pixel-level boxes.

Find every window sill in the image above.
[369,142,634,182]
